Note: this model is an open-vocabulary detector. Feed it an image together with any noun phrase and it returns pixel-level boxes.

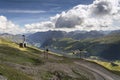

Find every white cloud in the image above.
[1,0,120,34]
[0,9,46,14]
[0,16,25,34]
[25,0,120,32]
[90,0,113,16]
[54,0,120,31]
[25,21,55,32]
[52,5,89,28]
[55,12,84,28]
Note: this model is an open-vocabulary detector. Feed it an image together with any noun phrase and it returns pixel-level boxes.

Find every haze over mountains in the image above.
[27,30,113,47]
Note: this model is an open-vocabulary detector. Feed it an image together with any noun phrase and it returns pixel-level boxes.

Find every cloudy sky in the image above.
[0,0,120,34]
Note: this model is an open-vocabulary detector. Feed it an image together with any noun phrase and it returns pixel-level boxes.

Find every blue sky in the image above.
[0,0,119,34]
[0,0,94,26]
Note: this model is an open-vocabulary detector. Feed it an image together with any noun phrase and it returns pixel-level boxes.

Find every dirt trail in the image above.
[74,60,120,80]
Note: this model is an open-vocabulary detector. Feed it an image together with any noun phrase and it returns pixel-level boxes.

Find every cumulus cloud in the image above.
[53,0,120,30]
[24,0,120,32]
[91,0,112,16]
[25,21,54,32]
[53,5,88,28]
[0,16,25,34]
[55,13,84,28]
[1,0,120,34]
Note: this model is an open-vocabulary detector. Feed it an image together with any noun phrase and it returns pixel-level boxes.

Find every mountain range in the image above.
[27,30,120,60]
[27,30,108,47]
[1,30,120,60]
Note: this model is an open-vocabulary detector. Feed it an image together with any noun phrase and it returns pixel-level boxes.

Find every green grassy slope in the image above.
[0,38,45,80]
[0,38,91,80]
[88,59,120,76]
[0,38,43,65]
[0,63,32,80]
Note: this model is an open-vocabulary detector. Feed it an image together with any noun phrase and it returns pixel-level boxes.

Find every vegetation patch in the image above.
[89,60,120,76]
[72,69,89,80]
[0,64,33,80]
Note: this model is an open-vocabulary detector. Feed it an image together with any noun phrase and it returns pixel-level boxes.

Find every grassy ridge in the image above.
[0,39,43,65]
[1,37,120,80]
[0,63,33,80]
[88,60,120,76]
[0,38,43,80]
[0,38,90,80]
